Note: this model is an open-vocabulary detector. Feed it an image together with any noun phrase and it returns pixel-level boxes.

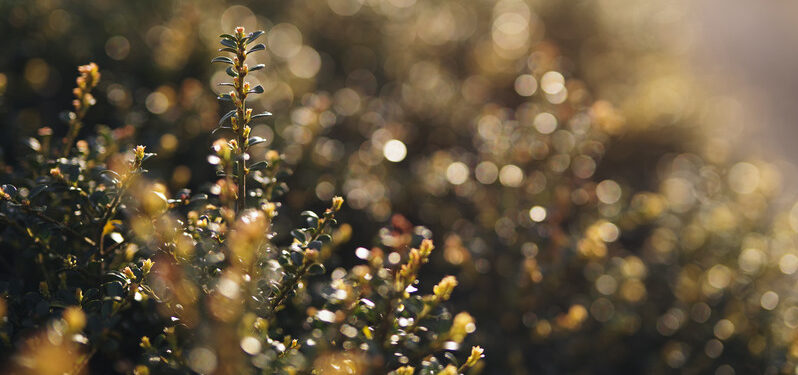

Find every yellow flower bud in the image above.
[134,145,146,161]
[124,266,136,280]
[464,346,484,368]
[433,276,458,301]
[395,366,415,375]
[437,365,458,375]
[142,258,154,274]
[331,196,344,211]
[235,26,246,38]
[419,239,434,258]
[140,336,152,349]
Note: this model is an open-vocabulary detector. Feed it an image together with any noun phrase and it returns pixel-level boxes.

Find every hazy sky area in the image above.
[687,1,798,166]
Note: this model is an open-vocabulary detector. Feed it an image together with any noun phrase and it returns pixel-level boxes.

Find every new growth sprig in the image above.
[62,63,100,158]
[213,26,271,214]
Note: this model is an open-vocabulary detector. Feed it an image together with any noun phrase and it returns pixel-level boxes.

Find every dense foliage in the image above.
[0,29,483,374]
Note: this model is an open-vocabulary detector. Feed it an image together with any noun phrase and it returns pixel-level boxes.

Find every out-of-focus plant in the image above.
[0,27,483,375]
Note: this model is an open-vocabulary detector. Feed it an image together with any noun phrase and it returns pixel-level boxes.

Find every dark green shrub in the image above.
[0,27,483,375]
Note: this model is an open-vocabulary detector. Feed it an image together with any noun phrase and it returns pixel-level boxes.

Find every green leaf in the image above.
[248,161,269,171]
[251,111,272,120]
[291,229,308,243]
[142,153,157,162]
[225,66,238,77]
[218,47,237,53]
[247,44,266,54]
[217,82,235,87]
[317,234,332,243]
[100,170,122,184]
[219,110,236,126]
[444,352,460,367]
[103,281,125,298]
[248,136,268,146]
[211,56,234,65]
[249,64,266,72]
[248,85,264,94]
[190,194,209,203]
[308,263,325,275]
[219,33,236,40]
[29,184,49,199]
[212,126,232,135]
[301,211,319,219]
[291,251,304,265]
[217,93,232,102]
[246,31,264,44]
[220,38,237,48]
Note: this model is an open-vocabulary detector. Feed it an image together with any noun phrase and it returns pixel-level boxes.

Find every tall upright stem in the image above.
[234,32,249,214]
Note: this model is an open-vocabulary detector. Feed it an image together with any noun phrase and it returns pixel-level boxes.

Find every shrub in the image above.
[0,27,483,374]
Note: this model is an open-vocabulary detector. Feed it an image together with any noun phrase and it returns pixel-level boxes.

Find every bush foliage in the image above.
[0,28,483,375]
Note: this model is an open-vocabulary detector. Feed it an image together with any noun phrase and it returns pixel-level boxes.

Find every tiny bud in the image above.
[465,346,485,368]
[243,82,250,92]
[261,202,277,218]
[419,239,434,257]
[395,366,415,375]
[142,259,154,274]
[235,26,245,37]
[245,108,253,122]
[123,266,136,280]
[50,167,63,179]
[134,145,146,161]
[0,187,9,200]
[140,336,152,349]
[331,196,344,212]
[433,276,458,301]
[243,126,251,140]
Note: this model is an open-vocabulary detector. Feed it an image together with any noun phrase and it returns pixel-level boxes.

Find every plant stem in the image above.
[235,36,248,215]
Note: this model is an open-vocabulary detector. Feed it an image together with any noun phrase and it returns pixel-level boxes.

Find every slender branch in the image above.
[4,198,96,247]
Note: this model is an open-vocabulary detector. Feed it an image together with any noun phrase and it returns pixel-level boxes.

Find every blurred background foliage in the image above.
[1,0,797,373]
